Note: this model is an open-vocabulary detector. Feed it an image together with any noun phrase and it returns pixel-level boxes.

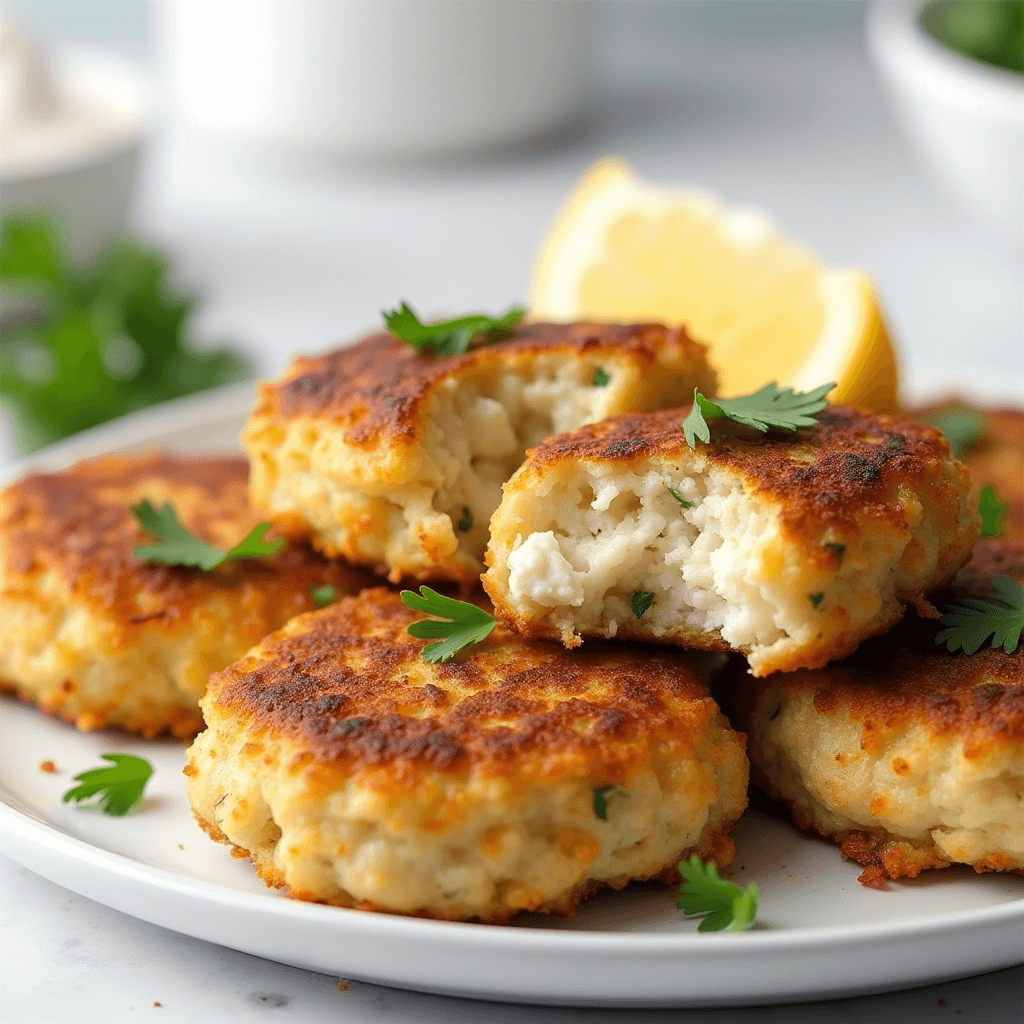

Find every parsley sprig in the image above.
[310,584,338,608]
[400,587,497,663]
[62,753,153,816]
[935,577,1023,655]
[681,382,835,448]
[677,856,759,932]
[132,501,283,570]
[0,214,248,455]
[925,408,984,458]
[383,302,525,356]
[593,784,627,820]
[668,486,695,509]
[978,485,1007,538]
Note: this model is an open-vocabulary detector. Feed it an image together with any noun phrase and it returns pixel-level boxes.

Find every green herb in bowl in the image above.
[921,0,1024,75]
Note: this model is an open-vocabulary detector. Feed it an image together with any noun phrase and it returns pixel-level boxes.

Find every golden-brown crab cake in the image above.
[914,401,1024,544]
[243,321,715,584]
[185,588,747,923]
[0,451,365,739]
[725,542,1024,886]
[483,405,977,677]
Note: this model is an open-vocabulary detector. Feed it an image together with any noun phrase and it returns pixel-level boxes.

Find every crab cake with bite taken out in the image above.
[243,321,714,584]
[483,404,977,677]
[0,451,364,739]
[725,542,1024,886]
[185,588,747,923]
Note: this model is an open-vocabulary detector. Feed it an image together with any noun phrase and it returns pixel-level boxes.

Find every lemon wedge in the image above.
[530,158,900,411]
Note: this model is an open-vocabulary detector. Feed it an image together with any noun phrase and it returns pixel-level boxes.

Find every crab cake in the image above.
[915,401,1024,543]
[185,588,747,923]
[483,405,977,677]
[243,321,714,584]
[726,542,1024,886]
[0,451,364,739]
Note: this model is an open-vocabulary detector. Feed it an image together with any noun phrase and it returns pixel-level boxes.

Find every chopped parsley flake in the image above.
[668,486,695,509]
[310,584,338,607]
[593,785,627,820]
[978,485,1006,538]
[631,591,655,619]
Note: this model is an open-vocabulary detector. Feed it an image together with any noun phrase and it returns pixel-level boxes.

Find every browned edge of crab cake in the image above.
[914,401,1024,544]
[483,403,977,675]
[721,541,1024,887]
[250,322,711,445]
[0,450,366,738]
[185,587,748,923]
[243,322,715,583]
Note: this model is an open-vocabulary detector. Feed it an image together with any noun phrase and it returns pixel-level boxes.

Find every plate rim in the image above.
[2,792,1023,953]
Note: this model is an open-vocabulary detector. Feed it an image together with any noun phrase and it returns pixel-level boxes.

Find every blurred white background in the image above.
[5,0,1021,388]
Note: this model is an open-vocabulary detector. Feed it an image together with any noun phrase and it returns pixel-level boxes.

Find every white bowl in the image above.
[0,46,149,261]
[867,0,1024,257]
[152,0,593,159]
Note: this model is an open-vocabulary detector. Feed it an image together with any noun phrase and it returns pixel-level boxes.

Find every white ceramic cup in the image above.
[153,0,594,159]
[867,0,1024,258]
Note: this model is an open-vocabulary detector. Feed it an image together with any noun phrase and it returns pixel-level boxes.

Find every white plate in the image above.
[1,383,1023,1009]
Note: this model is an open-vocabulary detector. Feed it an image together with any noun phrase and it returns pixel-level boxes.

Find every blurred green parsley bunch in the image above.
[0,214,250,454]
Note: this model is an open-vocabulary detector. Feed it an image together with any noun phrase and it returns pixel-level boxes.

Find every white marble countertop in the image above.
[2,3,1022,1021]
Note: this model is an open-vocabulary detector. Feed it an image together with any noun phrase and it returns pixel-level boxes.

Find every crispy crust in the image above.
[208,587,732,779]
[0,451,365,737]
[515,405,967,542]
[726,542,1024,884]
[914,402,1024,544]
[252,322,709,444]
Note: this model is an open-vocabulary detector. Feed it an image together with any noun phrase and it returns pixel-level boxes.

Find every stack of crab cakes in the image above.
[243,320,715,583]
[479,393,1023,886]
[184,319,757,919]
[9,306,1016,918]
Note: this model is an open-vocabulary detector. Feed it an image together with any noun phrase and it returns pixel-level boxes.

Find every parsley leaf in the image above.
[310,584,338,608]
[677,855,759,933]
[62,753,153,816]
[668,486,695,509]
[681,382,836,448]
[593,785,627,820]
[935,577,1023,655]
[400,587,497,663]
[383,301,525,356]
[978,485,1007,538]
[631,591,655,618]
[456,506,474,532]
[592,367,610,387]
[0,214,249,454]
[132,501,284,570]
[925,408,985,458]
